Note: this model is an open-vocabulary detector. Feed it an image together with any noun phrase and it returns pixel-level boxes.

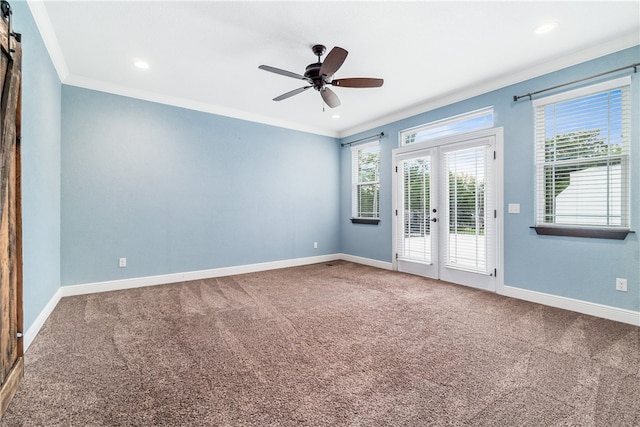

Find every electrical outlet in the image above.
[313,242,318,249]
[615,278,627,292]
[119,257,127,268]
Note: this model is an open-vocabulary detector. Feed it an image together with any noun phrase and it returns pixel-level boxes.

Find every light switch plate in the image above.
[508,203,520,214]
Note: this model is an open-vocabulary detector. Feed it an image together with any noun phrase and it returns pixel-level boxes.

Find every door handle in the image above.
[431,217,437,223]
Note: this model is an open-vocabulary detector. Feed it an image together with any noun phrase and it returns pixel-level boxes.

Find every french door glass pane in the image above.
[445,147,487,272]
[399,157,431,263]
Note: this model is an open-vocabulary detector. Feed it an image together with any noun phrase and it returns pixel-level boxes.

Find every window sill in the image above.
[531,226,633,240]
[351,218,380,225]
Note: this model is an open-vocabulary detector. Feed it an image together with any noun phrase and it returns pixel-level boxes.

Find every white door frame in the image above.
[392,127,504,293]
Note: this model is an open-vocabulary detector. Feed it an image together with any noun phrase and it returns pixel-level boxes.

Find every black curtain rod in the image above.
[513,63,639,102]
[341,132,385,147]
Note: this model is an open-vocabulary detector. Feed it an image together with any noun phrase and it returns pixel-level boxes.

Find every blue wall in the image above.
[339,46,640,312]
[14,1,62,332]
[61,87,340,285]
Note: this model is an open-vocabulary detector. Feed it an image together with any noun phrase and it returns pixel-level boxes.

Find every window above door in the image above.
[400,107,494,146]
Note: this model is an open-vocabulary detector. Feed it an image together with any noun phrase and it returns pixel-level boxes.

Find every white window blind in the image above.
[352,142,380,219]
[397,156,432,263]
[533,77,630,229]
[400,107,493,146]
[444,145,493,273]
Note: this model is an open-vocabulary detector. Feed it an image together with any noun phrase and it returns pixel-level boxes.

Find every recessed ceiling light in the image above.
[332,114,340,119]
[534,22,558,35]
[133,59,149,69]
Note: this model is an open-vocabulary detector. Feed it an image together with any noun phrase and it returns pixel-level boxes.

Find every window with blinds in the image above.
[400,107,493,146]
[352,141,380,221]
[533,77,630,232]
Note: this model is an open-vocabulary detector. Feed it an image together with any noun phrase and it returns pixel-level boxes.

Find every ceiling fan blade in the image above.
[259,65,308,81]
[331,78,384,88]
[273,86,312,101]
[319,46,348,77]
[320,87,341,108]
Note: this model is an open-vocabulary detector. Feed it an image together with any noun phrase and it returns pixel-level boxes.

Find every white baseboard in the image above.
[338,253,393,270]
[60,254,343,297]
[501,285,640,326]
[24,288,62,352]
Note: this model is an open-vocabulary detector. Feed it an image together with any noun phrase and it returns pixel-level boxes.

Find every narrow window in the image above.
[352,141,380,224]
[533,77,631,238]
[400,107,494,146]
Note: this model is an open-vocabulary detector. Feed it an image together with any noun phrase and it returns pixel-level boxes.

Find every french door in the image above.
[393,129,501,292]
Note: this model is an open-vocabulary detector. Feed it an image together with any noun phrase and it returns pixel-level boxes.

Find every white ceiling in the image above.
[29,1,639,137]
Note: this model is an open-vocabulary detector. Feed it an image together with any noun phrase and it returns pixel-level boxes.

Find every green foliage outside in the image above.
[403,159,485,236]
[403,159,430,236]
[357,151,379,218]
[448,172,485,235]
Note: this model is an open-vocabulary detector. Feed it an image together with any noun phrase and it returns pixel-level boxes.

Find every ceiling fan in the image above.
[259,44,383,108]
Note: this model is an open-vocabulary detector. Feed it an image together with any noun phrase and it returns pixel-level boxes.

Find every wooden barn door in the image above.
[0,1,23,418]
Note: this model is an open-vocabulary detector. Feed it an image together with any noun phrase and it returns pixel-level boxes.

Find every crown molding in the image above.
[26,0,69,81]
[26,1,337,138]
[24,0,637,141]
[339,33,640,139]
[64,74,339,138]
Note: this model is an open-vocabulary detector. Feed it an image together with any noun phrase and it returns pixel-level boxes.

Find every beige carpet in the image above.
[2,261,639,426]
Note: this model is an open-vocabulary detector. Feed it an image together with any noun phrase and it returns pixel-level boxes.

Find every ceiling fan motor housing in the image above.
[304,63,326,90]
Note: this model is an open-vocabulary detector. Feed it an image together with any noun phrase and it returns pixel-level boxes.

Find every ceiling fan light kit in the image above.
[259,44,383,109]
